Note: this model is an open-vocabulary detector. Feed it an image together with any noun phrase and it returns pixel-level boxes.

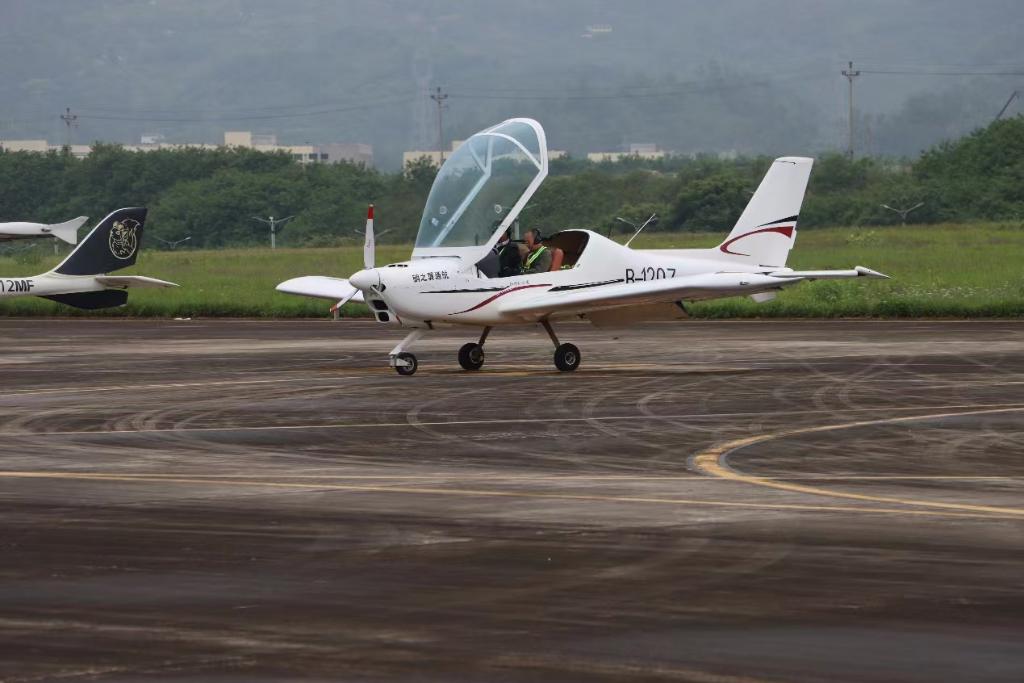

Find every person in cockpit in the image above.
[521,228,552,274]
[496,229,521,277]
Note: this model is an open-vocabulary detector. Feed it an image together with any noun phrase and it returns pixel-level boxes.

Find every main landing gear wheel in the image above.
[394,352,418,376]
[458,343,485,371]
[553,343,581,372]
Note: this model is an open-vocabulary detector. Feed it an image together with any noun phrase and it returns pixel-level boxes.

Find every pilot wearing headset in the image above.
[520,228,552,274]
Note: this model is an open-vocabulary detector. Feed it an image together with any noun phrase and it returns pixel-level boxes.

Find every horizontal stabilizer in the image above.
[276,276,365,303]
[42,290,129,310]
[49,216,88,245]
[95,275,179,289]
[768,266,890,280]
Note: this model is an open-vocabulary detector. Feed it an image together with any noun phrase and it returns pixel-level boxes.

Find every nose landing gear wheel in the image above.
[458,343,485,371]
[553,343,581,372]
[394,352,418,376]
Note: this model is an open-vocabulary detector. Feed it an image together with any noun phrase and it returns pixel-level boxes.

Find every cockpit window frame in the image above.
[412,118,548,261]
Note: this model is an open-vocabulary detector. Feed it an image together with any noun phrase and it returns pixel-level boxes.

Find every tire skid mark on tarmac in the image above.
[5,402,1020,438]
[0,469,1018,520]
[692,405,1024,517]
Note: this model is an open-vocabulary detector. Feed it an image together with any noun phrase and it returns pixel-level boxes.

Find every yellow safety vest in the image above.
[524,245,548,270]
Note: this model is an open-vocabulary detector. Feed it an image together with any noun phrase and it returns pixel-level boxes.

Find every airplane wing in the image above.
[95,275,179,289]
[276,276,365,304]
[499,266,888,318]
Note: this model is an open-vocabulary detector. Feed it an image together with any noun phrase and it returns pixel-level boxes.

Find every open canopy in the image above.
[413,118,548,261]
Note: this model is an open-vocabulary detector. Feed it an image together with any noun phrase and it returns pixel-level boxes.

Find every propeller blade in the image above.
[363,204,375,270]
[329,288,360,316]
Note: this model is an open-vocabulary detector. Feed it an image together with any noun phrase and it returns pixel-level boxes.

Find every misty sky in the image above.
[1,0,1021,167]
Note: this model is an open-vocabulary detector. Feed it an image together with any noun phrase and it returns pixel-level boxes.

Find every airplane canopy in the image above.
[413,118,548,260]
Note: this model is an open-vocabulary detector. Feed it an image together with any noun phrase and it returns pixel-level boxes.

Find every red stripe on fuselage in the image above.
[719,225,794,256]
[453,284,550,314]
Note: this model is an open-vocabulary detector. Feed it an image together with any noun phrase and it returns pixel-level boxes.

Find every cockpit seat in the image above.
[548,247,564,271]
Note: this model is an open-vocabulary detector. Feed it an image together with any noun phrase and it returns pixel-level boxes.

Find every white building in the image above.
[403,140,566,168]
[0,132,373,167]
[587,143,666,163]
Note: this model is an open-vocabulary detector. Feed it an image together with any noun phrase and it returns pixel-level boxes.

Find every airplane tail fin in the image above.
[48,216,88,245]
[51,208,147,276]
[716,157,813,268]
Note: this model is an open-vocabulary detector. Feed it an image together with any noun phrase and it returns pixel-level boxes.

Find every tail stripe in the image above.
[719,224,795,256]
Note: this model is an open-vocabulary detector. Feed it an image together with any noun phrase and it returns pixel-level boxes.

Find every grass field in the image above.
[1,223,1022,318]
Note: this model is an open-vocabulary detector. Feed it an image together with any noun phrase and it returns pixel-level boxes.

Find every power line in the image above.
[859,68,1024,76]
[448,73,832,101]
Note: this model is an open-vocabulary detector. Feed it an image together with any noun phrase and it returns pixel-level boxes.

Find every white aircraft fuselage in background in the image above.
[0,216,87,244]
[278,118,887,375]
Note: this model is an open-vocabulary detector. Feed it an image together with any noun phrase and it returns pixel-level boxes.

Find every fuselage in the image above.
[0,272,108,299]
[350,230,766,327]
[0,222,58,241]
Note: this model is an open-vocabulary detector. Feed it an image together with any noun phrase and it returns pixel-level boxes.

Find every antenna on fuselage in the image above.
[618,213,658,247]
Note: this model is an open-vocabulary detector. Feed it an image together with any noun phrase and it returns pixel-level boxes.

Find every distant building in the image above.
[0,139,93,158]
[223,131,372,166]
[402,139,566,168]
[321,142,373,167]
[582,24,613,39]
[402,140,464,168]
[0,139,49,153]
[587,143,667,162]
[1,132,373,167]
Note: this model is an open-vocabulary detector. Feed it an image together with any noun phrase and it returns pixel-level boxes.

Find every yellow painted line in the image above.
[0,470,1014,519]
[693,406,1024,518]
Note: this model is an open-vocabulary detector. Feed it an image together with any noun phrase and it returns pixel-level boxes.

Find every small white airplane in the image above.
[278,118,887,375]
[0,215,88,244]
[0,207,178,309]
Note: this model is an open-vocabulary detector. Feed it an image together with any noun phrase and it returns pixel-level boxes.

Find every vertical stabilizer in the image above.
[717,157,813,268]
[52,208,147,275]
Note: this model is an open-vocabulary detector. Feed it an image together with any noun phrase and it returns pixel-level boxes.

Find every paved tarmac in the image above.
[0,318,1022,682]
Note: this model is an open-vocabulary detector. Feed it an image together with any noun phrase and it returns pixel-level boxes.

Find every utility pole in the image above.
[60,107,78,148]
[251,215,294,250]
[841,61,861,158]
[430,86,449,163]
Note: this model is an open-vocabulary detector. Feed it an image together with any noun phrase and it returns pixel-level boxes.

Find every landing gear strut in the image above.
[458,327,490,371]
[390,329,425,376]
[542,320,581,372]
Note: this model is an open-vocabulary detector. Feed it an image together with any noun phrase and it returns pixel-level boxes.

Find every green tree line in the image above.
[2,116,1022,249]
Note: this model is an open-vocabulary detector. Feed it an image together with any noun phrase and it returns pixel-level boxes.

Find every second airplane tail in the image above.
[716,157,813,269]
[51,208,147,276]
[49,216,88,245]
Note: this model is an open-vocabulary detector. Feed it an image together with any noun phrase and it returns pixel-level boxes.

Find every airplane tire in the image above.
[554,343,581,372]
[458,343,485,371]
[394,352,418,376]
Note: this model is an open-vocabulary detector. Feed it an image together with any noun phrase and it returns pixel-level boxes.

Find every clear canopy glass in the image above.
[415,119,546,250]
